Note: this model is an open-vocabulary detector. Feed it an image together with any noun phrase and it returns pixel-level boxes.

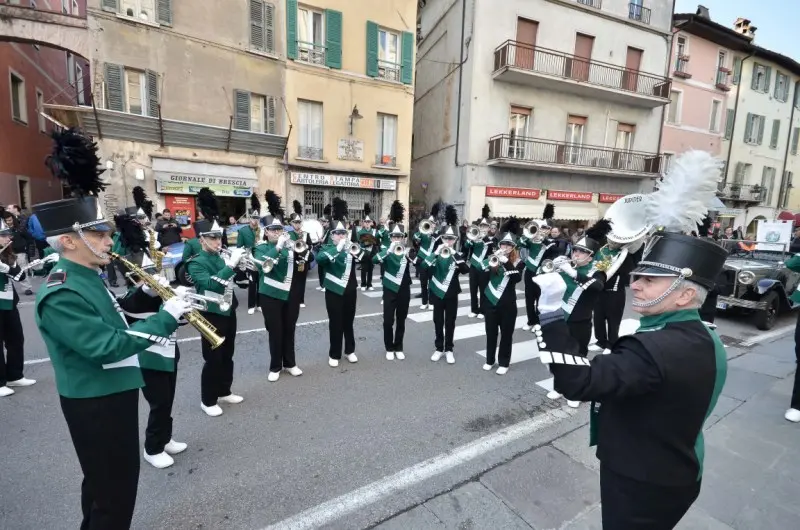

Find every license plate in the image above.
[716,302,727,310]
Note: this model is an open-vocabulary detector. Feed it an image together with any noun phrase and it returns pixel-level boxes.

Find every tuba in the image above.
[418,219,435,235]
[466,225,481,241]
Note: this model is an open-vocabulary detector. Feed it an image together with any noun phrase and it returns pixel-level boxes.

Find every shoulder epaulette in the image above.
[45,271,67,287]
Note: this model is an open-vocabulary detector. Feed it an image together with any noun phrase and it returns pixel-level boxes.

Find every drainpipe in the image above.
[655,0,679,182]
[453,0,467,169]
[777,80,800,210]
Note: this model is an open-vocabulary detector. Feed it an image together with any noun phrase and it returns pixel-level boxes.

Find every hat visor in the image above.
[84,222,112,232]
[331,229,348,234]
[572,244,593,254]
[630,265,680,278]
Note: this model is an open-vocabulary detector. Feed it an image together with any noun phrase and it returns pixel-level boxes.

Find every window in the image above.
[717,50,727,71]
[774,72,789,102]
[744,113,765,145]
[792,128,800,155]
[508,106,530,159]
[298,6,325,65]
[9,71,26,123]
[62,0,69,13]
[709,100,721,133]
[732,56,742,85]
[72,0,79,14]
[676,36,687,58]
[298,100,323,160]
[733,162,751,185]
[565,115,586,164]
[376,113,398,166]
[67,53,76,85]
[36,89,45,132]
[615,123,635,150]
[233,90,278,135]
[76,63,85,105]
[125,68,146,115]
[666,90,681,124]
[121,0,156,21]
[724,108,735,139]
[249,1,276,54]
[367,21,413,85]
[751,63,771,93]
[377,29,401,81]
[18,178,30,210]
[103,65,159,116]
[674,36,688,72]
[103,0,171,25]
[761,166,776,203]
[769,119,780,149]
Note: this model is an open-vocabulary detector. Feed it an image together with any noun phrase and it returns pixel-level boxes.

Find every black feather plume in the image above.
[323,204,331,217]
[114,214,146,253]
[697,215,712,237]
[264,190,284,219]
[132,186,153,220]
[543,203,555,220]
[502,216,521,236]
[586,219,613,242]
[45,128,107,197]
[196,188,219,219]
[332,197,348,221]
[481,204,491,220]
[389,200,405,224]
[293,200,302,216]
[250,194,261,214]
[444,204,458,226]
[364,203,372,217]
[430,199,443,219]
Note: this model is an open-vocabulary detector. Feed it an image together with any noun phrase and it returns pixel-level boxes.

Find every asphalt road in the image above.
[1,268,796,529]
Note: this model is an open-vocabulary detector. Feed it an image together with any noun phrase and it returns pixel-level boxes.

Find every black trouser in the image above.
[379,260,385,279]
[260,294,300,372]
[0,306,24,386]
[383,286,410,352]
[419,266,431,305]
[360,256,374,288]
[468,266,482,314]
[593,289,626,350]
[567,319,593,356]
[247,269,259,309]
[141,348,180,456]
[523,269,541,327]
[318,263,326,288]
[326,287,357,360]
[792,311,800,410]
[297,271,308,304]
[600,465,700,529]
[485,302,517,367]
[432,293,458,352]
[200,311,237,407]
[60,389,140,530]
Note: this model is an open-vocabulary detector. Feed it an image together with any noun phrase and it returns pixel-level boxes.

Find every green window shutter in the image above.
[325,10,343,69]
[751,64,760,90]
[102,0,118,11]
[104,63,125,112]
[157,0,172,26]
[146,70,159,117]
[286,0,298,60]
[401,31,414,85]
[724,109,734,139]
[733,57,742,84]
[792,128,800,155]
[250,0,265,51]
[234,90,251,131]
[266,96,277,135]
[366,21,379,77]
[764,66,772,93]
[770,119,780,149]
[756,116,765,145]
[743,113,753,142]
[265,3,275,53]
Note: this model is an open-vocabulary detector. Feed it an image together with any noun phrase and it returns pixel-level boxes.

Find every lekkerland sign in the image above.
[546,190,593,202]
[485,187,541,199]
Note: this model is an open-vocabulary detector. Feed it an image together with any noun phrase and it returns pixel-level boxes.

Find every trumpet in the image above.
[348,242,362,256]
[392,244,406,256]
[487,248,509,268]
[293,238,308,254]
[540,257,578,274]
[418,220,435,235]
[240,252,274,273]
[178,288,233,313]
[466,225,481,241]
[523,221,546,243]
[439,245,453,259]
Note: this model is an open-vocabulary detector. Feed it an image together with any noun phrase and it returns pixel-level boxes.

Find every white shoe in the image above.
[419,304,427,310]
[201,403,223,417]
[361,287,367,291]
[431,351,443,362]
[368,286,375,291]
[478,314,484,320]
[482,363,493,371]
[345,353,358,363]
[546,390,562,400]
[445,351,455,364]
[316,286,323,290]
[329,358,339,367]
[285,366,303,376]
[164,439,187,455]
[588,344,603,352]
[300,303,306,308]
[785,408,800,423]
[602,348,612,355]
[496,366,509,375]
[522,324,531,331]
[468,312,477,318]
[321,288,326,292]
[7,378,36,387]
[0,386,15,397]
[567,400,581,408]
[247,308,255,315]
[218,394,244,404]
[395,351,405,360]
[381,300,384,305]
[426,304,433,311]
[143,450,174,469]
[386,351,395,360]
[268,371,280,382]
[257,306,262,312]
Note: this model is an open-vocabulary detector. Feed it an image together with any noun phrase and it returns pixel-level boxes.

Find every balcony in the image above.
[492,41,671,108]
[377,60,401,82]
[375,154,397,167]
[487,134,662,178]
[298,146,324,160]
[718,183,764,203]
[576,0,602,8]
[673,56,691,78]
[297,42,326,65]
[628,3,651,25]
[715,68,732,91]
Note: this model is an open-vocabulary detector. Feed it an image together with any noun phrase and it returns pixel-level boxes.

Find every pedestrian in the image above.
[412,202,443,310]
[373,200,411,361]
[519,204,556,331]
[156,209,183,247]
[463,206,494,318]
[316,198,364,367]
[3,211,34,295]
[237,195,263,315]
[289,200,314,308]
[27,212,48,258]
[481,218,525,375]
[536,150,729,530]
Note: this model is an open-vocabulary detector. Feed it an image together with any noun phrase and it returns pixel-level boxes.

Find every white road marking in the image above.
[409,292,470,308]
[453,316,527,341]
[536,377,555,392]
[739,324,794,347]
[361,283,469,298]
[260,406,579,530]
[409,299,526,323]
[476,339,542,365]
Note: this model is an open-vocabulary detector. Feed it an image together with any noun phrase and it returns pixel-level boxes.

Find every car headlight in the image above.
[737,271,756,285]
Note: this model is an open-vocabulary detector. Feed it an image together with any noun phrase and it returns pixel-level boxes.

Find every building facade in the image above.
[282,0,416,221]
[414,0,674,226]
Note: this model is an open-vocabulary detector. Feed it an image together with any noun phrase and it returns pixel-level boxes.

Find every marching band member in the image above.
[185,215,245,417]
[377,216,391,280]
[316,204,332,292]
[0,218,36,397]
[424,205,469,365]
[482,218,525,375]
[464,205,495,319]
[34,128,192,528]
[535,150,728,529]
[519,204,556,331]
[373,201,411,361]
[357,203,378,291]
[317,198,365,367]
[412,201,443,310]
[253,191,304,381]
[182,188,218,262]
[783,251,800,423]
[237,195,262,315]
[289,200,314,308]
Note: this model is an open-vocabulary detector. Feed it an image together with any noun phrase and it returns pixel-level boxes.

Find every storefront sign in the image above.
[598,193,625,203]
[485,186,541,199]
[337,139,364,162]
[164,195,197,239]
[155,172,252,187]
[547,190,593,202]
[155,181,252,198]
[716,208,744,218]
[291,171,397,191]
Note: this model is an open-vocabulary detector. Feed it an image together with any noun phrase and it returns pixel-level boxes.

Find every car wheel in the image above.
[755,291,779,330]
[176,263,194,286]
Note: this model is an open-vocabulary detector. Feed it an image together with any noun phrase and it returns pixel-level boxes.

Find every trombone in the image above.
[540,257,578,274]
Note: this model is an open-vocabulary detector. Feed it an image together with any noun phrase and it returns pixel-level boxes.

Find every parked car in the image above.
[715,247,800,330]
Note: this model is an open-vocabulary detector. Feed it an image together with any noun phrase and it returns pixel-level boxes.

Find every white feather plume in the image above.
[645,150,722,233]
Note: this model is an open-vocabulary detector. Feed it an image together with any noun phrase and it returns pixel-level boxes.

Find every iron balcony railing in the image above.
[715,68,732,90]
[375,154,397,167]
[576,0,602,8]
[718,183,764,202]
[298,146,324,160]
[297,41,326,65]
[674,57,690,77]
[493,41,671,99]
[488,134,663,174]
[628,3,651,24]
[377,60,401,82]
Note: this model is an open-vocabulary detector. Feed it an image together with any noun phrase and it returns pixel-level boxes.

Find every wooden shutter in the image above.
[266,96,277,134]
[101,0,118,11]
[325,10,343,69]
[157,0,172,25]
[751,64,760,90]
[756,116,765,145]
[234,90,251,130]
[401,31,414,85]
[770,119,780,148]
[104,63,125,112]
[764,66,772,93]
[743,113,753,142]
[286,0,298,60]
[366,21,379,78]
[250,0,265,51]
[510,106,531,116]
[733,56,742,84]
[724,109,734,139]
[792,128,800,155]
[146,70,159,117]
[265,2,275,53]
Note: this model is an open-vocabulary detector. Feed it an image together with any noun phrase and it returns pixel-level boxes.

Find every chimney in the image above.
[696,5,710,19]
[733,17,757,41]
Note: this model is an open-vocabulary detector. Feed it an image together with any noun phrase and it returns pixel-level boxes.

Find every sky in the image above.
[674,0,799,61]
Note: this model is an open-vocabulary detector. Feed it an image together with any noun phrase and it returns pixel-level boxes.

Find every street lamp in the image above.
[349,105,363,136]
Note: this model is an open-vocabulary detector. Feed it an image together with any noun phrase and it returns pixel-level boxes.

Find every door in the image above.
[564,115,586,164]
[622,47,643,92]
[508,107,530,159]
[614,123,636,169]
[571,34,594,82]
[515,18,538,70]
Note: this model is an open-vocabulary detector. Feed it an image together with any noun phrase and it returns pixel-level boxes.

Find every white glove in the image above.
[163,297,193,321]
[0,262,9,274]
[434,246,443,256]
[336,239,348,252]
[173,285,191,297]
[275,234,291,251]
[154,239,162,250]
[499,255,509,264]
[44,253,60,264]
[224,247,246,268]
[560,262,578,278]
[142,275,170,296]
[624,239,644,254]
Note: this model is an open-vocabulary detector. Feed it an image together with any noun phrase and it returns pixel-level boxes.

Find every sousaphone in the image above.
[603,193,652,245]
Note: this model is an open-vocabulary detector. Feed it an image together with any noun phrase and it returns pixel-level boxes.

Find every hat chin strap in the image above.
[631,275,685,308]
[72,223,109,261]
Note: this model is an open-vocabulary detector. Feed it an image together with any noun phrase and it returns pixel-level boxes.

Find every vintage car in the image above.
[715,247,800,330]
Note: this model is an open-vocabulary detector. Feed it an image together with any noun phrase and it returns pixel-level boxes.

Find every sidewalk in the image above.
[373,334,800,530]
